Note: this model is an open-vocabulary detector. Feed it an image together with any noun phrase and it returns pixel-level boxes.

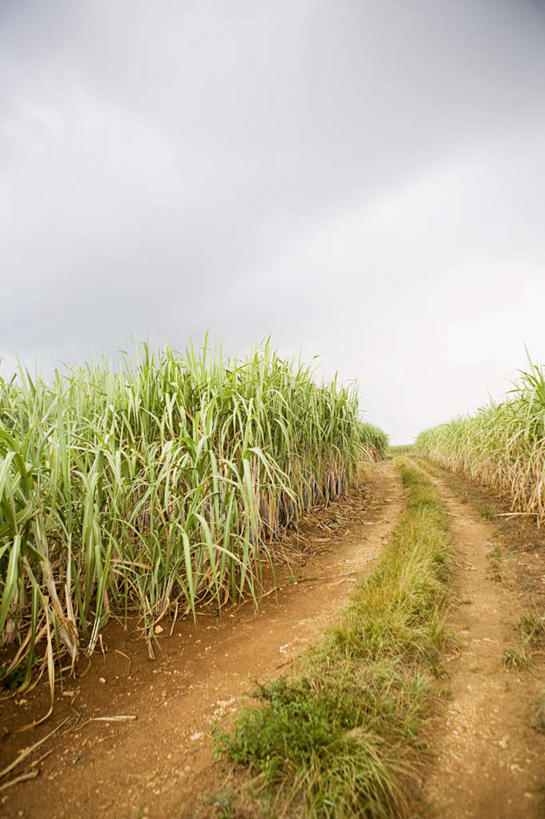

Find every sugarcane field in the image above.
[2,1,545,816]
[1,347,545,817]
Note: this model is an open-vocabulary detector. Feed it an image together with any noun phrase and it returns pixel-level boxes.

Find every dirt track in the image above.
[1,462,403,818]
[420,465,545,818]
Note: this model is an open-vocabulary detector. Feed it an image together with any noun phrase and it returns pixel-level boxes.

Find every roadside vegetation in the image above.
[0,341,387,692]
[216,459,453,817]
[501,609,545,673]
[360,423,389,461]
[416,361,545,523]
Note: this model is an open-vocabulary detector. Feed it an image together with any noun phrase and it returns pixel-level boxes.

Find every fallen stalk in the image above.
[0,768,40,793]
[0,717,70,780]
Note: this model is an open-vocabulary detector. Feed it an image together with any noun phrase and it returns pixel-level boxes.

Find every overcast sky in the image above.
[2,0,545,443]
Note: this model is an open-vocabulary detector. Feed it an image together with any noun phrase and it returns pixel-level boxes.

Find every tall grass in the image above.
[360,423,389,462]
[416,362,545,521]
[0,341,386,690]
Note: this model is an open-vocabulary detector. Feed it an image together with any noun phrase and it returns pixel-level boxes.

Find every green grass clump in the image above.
[219,666,426,817]
[499,610,545,673]
[0,340,387,689]
[477,504,497,520]
[487,544,504,582]
[500,648,530,670]
[216,459,453,817]
[518,610,545,643]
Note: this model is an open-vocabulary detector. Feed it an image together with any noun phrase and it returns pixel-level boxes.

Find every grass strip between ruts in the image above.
[214,458,454,817]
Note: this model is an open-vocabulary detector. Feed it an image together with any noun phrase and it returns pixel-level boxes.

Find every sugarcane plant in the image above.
[0,340,387,693]
[416,360,545,523]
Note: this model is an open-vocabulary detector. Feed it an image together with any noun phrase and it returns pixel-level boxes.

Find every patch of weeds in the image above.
[478,504,498,520]
[501,611,545,673]
[500,649,529,670]
[532,689,545,734]
[208,793,236,818]
[217,668,424,816]
[487,545,503,582]
[520,576,534,592]
[518,610,545,645]
[216,459,454,817]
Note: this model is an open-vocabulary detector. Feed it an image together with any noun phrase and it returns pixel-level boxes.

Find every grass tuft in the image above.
[500,648,530,670]
[477,504,497,520]
[518,610,545,644]
[487,545,504,583]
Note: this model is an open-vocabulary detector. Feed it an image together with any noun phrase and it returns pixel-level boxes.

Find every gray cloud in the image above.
[1,0,545,441]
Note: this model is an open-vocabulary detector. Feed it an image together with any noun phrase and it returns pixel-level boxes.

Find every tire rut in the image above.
[419,464,545,819]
